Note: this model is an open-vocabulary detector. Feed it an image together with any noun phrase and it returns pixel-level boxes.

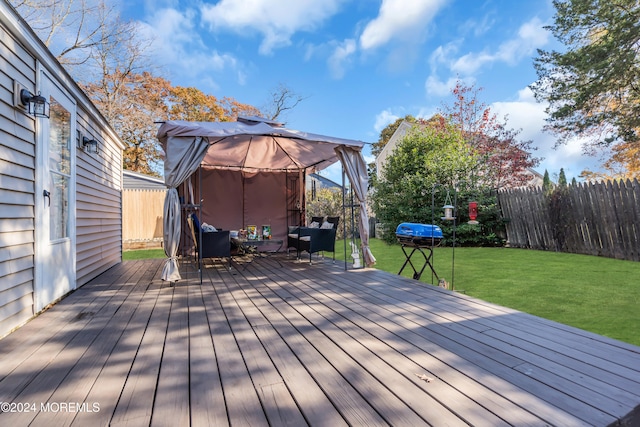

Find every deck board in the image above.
[252,261,546,426]
[186,274,229,427]
[0,256,638,426]
[198,267,270,427]
[152,278,190,426]
[110,273,173,426]
[207,266,309,427]
[257,270,510,425]
[256,260,578,426]
[290,264,618,426]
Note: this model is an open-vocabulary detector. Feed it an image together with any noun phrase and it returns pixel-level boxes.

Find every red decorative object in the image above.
[468,201,478,224]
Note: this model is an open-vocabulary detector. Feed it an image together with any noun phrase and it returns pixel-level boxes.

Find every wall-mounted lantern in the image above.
[14,81,50,118]
[468,201,479,225]
[82,136,99,154]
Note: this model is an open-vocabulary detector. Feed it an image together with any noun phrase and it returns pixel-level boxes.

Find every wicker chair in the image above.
[186,213,231,262]
[287,216,340,263]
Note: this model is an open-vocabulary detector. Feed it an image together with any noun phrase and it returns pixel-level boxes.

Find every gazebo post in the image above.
[342,167,347,271]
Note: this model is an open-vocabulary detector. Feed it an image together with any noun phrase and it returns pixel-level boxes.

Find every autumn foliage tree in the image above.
[440,81,540,190]
[82,71,260,175]
[13,0,263,176]
[580,141,640,181]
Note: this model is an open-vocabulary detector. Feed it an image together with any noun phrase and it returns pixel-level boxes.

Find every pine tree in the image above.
[558,168,568,187]
[542,169,552,193]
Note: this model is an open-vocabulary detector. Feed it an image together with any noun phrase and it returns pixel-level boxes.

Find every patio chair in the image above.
[287,216,340,263]
[186,213,231,265]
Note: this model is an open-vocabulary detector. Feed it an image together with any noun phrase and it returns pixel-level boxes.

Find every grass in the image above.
[343,238,640,346]
[122,248,165,260]
[124,241,640,346]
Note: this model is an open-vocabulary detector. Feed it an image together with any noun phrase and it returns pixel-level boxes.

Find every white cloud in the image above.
[468,13,496,38]
[359,0,448,50]
[451,17,549,75]
[328,39,357,79]
[200,0,343,55]
[137,8,243,86]
[429,41,461,71]
[425,75,461,97]
[425,74,477,98]
[363,153,376,165]
[416,105,438,120]
[374,109,400,133]
[491,87,600,179]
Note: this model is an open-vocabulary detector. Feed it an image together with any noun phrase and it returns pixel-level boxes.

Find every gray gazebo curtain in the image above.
[161,136,209,281]
[335,146,376,267]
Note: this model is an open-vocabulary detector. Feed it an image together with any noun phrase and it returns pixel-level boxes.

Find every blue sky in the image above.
[121,0,604,183]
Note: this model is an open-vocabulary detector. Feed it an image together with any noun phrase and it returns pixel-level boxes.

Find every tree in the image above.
[83,72,260,175]
[82,71,168,175]
[14,0,263,176]
[580,140,640,181]
[371,115,416,158]
[261,83,306,122]
[12,0,165,175]
[221,97,263,122]
[305,187,355,240]
[10,0,138,76]
[531,0,640,150]
[370,122,479,243]
[558,168,568,187]
[440,81,541,190]
[542,169,553,193]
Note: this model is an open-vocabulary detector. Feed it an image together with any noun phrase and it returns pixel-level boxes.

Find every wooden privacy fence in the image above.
[122,189,166,249]
[498,179,640,261]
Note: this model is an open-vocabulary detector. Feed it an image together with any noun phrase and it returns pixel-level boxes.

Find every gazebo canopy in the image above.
[157,118,375,281]
[157,117,366,173]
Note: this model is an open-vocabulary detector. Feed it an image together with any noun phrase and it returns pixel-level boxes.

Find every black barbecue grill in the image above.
[396,223,443,281]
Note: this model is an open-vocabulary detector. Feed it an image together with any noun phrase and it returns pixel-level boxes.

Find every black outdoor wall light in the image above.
[21,89,50,118]
[14,81,50,118]
[82,136,99,154]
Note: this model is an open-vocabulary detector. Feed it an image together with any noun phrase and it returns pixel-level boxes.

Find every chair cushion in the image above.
[288,233,311,242]
[320,221,334,229]
[309,221,320,228]
[190,213,201,230]
[202,222,217,232]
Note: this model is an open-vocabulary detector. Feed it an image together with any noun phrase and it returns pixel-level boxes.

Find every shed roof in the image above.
[123,170,166,190]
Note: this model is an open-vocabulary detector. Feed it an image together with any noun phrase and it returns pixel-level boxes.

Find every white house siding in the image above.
[375,120,412,179]
[0,1,124,337]
[0,19,36,338]
[75,111,123,286]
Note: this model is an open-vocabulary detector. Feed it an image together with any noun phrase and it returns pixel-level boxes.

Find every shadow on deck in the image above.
[0,254,639,426]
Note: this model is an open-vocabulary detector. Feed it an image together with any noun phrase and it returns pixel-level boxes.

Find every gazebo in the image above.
[157,117,376,281]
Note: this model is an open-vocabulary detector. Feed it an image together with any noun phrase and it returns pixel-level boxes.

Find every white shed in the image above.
[0,1,124,337]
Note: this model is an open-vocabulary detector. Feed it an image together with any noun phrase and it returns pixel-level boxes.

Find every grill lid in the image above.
[396,223,443,247]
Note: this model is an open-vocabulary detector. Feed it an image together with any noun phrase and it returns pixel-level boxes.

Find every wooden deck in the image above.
[0,255,639,426]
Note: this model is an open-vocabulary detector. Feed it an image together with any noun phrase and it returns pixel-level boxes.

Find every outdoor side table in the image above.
[232,238,284,268]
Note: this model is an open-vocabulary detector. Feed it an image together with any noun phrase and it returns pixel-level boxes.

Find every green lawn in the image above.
[123,248,165,260]
[345,238,640,346]
[124,241,640,346]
